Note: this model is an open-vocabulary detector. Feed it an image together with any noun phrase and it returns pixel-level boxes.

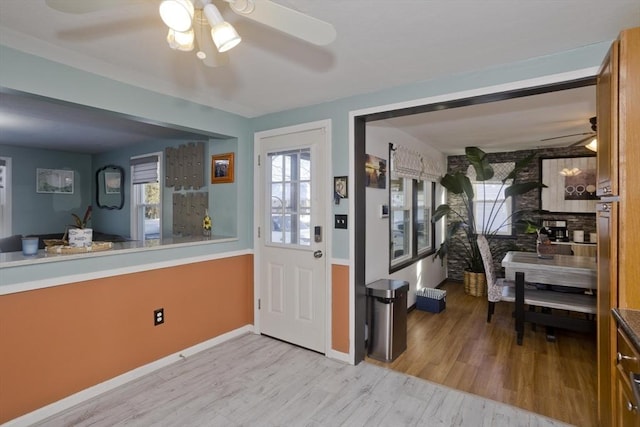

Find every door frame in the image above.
[253,119,333,353]
[349,68,599,364]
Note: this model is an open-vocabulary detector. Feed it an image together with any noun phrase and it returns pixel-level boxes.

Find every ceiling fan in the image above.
[540,116,597,151]
[45,0,337,67]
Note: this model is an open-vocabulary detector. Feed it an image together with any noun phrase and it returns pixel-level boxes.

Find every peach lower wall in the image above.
[331,264,350,354]
[0,255,254,423]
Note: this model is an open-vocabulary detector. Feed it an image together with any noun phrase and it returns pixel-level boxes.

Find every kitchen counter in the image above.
[613,308,640,352]
[0,234,235,268]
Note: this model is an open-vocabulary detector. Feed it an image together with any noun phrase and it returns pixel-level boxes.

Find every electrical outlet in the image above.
[154,308,164,326]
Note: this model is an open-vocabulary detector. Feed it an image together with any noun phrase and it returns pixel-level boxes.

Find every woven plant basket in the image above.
[463,270,487,297]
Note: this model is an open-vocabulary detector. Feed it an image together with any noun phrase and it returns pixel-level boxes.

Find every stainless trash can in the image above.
[366,279,409,362]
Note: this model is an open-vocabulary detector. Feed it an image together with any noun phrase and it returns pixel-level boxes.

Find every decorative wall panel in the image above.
[172,191,208,237]
[165,142,205,190]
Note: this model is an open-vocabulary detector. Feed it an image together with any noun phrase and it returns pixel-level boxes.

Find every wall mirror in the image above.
[96,165,124,210]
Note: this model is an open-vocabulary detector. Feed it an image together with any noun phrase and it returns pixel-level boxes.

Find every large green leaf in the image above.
[432,204,452,223]
[466,146,494,182]
[441,171,474,200]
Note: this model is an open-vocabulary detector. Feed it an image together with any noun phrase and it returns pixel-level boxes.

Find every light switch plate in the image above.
[335,214,347,229]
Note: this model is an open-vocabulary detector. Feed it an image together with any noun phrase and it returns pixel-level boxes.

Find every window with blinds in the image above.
[389,144,437,272]
[0,157,10,237]
[131,155,160,184]
[130,153,161,240]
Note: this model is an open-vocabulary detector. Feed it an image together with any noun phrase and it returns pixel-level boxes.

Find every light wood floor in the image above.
[32,332,571,426]
[367,281,598,427]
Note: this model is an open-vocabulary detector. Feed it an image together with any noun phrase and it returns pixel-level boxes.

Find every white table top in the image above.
[550,241,596,246]
[501,251,597,289]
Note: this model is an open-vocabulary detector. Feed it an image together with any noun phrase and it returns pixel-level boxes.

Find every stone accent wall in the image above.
[444,146,597,281]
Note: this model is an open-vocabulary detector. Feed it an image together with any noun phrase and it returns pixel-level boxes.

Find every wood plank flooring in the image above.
[32,331,570,426]
[366,281,598,427]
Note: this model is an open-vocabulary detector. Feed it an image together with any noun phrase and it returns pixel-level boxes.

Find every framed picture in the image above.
[211,153,235,184]
[36,168,74,194]
[334,176,348,198]
[540,156,598,214]
[104,171,121,194]
[365,154,387,189]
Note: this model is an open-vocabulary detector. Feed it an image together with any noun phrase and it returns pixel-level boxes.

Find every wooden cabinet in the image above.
[599,201,617,425]
[596,39,618,197]
[597,26,640,427]
[618,377,640,427]
[615,328,640,426]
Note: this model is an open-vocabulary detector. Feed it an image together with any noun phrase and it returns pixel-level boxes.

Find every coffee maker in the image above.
[542,220,569,242]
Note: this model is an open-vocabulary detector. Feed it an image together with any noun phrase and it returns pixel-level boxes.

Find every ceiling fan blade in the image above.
[540,132,592,142]
[569,134,596,147]
[45,0,142,13]
[227,0,336,46]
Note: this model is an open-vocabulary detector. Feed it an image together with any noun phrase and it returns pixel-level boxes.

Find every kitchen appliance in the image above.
[542,220,569,242]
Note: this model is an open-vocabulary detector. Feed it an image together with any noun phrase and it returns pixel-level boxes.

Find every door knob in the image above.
[313,250,323,258]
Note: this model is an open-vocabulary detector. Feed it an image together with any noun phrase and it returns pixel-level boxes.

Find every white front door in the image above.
[256,123,328,353]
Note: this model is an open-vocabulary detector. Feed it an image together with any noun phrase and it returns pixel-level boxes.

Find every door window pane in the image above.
[268,148,311,246]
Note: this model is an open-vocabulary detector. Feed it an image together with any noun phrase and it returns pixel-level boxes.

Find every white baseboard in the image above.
[326,348,351,364]
[4,325,256,427]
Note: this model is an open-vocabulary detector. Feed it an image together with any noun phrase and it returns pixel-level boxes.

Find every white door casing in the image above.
[255,121,330,354]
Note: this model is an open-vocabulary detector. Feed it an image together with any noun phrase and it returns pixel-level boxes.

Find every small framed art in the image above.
[211,153,234,184]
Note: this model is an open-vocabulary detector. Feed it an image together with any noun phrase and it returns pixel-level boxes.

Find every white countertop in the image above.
[0,235,236,269]
[550,240,596,246]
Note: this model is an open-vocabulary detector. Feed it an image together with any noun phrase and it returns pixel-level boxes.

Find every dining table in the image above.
[501,251,597,344]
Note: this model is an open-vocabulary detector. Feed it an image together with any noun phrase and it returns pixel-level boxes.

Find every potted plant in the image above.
[432,147,542,296]
[67,205,93,248]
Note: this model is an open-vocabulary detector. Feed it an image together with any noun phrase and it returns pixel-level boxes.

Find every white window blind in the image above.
[391,144,443,181]
[131,155,159,184]
[392,145,423,180]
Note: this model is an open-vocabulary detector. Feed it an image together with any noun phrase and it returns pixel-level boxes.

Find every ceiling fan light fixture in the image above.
[159,0,195,32]
[211,22,242,52]
[559,167,582,177]
[202,3,241,53]
[167,28,195,51]
[585,138,598,152]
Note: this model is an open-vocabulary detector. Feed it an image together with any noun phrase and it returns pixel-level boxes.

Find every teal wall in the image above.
[0,45,253,254]
[1,40,612,261]
[249,41,612,258]
[0,137,235,240]
[0,144,92,236]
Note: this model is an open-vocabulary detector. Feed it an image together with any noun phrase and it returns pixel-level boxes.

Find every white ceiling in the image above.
[0,0,638,154]
[374,85,598,154]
